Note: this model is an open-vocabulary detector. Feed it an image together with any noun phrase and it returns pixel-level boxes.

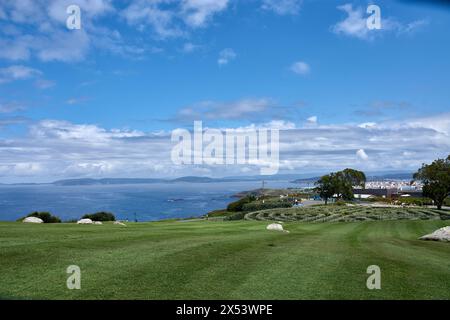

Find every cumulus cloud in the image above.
[0,0,147,62]
[290,61,310,75]
[122,0,229,38]
[262,0,303,15]
[356,149,369,161]
[181,0,229,27]
[307,116,317,124]
[218,48,237,65]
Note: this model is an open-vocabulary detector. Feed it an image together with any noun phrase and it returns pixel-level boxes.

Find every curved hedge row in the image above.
[244,206,450,223]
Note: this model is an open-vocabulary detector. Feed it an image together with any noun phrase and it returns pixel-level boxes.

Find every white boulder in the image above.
[23,216,44,224]
[93,221,103,225]
[114,221,126,226]
[77,218,93,224]
[420,226,450,242]
[267,223,288,233]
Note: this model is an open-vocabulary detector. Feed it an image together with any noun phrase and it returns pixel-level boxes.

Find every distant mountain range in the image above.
[1,172,414,186]
[291,172,414,184]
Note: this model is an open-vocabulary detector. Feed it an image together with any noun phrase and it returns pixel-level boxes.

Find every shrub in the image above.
[242,201,292,212]
[19,212,61,223]
[82,212,116,221]
[444,197,450,206]
[227,196,256,212]
[224,211,247,221]
[206,209,232,218]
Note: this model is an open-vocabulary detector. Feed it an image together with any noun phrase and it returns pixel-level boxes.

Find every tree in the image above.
[315,174,336,205]
[414,156,450,210]
[341,168,366,189]
[334,169,366,200]
[315,169,367,204]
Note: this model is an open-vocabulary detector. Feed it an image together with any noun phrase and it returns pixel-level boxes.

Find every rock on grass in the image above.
[420,226,450,242]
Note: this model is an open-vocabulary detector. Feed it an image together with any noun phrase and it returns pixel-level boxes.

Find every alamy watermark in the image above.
[366,265,381,290]
[66,265,81,290]
[367,5,382,30]
[171,121,279,175]
[66,5,81,30]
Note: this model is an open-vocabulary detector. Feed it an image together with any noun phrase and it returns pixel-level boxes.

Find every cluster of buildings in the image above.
[364,180,423,190]
[354,180,424,199]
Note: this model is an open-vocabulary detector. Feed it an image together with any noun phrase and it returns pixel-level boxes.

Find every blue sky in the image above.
[0,0,450,182]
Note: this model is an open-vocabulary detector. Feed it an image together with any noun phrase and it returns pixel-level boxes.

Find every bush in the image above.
[206,209,232,218]
[242,201,292,212]
[335,200,347,206]
[82,212,116,221]
[444,197,450,206]
[224,211,247,221]
[19,212,61,223]
[396,197,433,206]
[227,196,256,212]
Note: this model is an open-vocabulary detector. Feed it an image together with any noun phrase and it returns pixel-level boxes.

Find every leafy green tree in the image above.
[315,169,366,204]
[414,155,450,210]
[341,168,366,188]
[315,174,336,205]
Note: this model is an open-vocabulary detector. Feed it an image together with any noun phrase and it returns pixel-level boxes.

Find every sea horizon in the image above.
[0,180,303,222]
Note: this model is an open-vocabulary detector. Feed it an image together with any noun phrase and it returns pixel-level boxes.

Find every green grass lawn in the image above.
[0,220,449,300]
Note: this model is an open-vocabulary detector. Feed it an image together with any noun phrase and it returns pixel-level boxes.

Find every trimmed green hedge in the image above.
[242,201,292,212]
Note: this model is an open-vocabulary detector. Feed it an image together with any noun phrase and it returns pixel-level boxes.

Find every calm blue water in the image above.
[0,181,298,222]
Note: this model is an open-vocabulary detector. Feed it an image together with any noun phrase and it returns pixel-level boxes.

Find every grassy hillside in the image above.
[0,219,449,300]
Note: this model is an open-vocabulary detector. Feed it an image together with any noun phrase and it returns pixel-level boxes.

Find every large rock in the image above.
[23,216,44,224]
[267,223,288,233]
[114,221,126,226]
[93,221,103,225]
[77,218,93,224]
[420,226,450,242]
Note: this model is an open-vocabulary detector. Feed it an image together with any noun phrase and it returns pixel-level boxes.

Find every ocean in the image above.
[0,180,300,222]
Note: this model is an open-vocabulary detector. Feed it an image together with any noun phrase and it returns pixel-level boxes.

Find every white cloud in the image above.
[182,42,202,53]
[1,113,450,182]
[218,48,236,65]
[122,0,182,39]
[177,98,272,120]
[122,0,229,38]
[307,116,317,124]
[290,61,310,75]
[358,122,377,129]
[0,65,42,84]
[262,0,302,15]
[0,101,27,113]
[181,0,229,27]
[356,149,369,161]
[0,0,144,62]
[332,4,371,40]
